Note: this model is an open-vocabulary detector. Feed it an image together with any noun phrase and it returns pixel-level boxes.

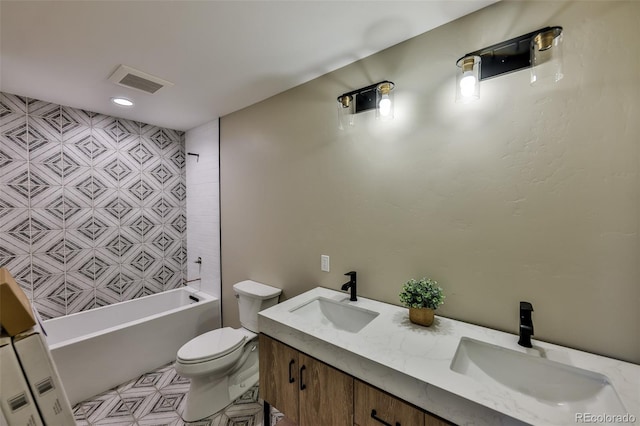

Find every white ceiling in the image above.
[0,1,496,131]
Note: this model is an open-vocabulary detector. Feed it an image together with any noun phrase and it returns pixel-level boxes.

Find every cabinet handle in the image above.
[299,365,306,391]
[288,359,295,384]
[371,409,400,426]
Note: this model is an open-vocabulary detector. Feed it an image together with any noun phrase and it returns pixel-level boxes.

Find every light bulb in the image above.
[459,72,477,98]
[379,94,391,117]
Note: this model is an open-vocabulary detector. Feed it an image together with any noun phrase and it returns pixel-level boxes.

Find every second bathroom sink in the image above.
[450,337,627,415]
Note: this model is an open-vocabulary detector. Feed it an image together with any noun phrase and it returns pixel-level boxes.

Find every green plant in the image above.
[399,278,445,310]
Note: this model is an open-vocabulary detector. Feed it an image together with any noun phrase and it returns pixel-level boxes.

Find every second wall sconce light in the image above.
[338,80,395,128]
[456,26,563,102]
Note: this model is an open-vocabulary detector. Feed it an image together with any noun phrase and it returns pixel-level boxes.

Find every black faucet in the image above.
[518,301,534,348]
[341,271,357,301]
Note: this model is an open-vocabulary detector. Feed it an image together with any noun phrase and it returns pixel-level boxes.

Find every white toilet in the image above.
[175,280,281,422]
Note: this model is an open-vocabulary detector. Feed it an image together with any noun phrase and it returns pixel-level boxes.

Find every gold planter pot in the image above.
[409,307,435,327]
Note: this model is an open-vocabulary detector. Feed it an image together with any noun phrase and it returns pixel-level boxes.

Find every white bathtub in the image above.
[43,287,219,405]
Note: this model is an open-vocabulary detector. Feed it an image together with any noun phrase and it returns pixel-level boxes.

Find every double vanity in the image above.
[258,287,639,425]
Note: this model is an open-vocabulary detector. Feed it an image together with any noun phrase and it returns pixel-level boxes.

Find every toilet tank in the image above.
[233,280,282,333]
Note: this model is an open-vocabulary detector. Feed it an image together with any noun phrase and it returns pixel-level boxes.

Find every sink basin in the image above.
[290,297,379,333]
[450,337,626,414]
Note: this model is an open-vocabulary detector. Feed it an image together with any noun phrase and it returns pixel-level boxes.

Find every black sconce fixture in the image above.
[337,80,395,128]
[456,26,563,102]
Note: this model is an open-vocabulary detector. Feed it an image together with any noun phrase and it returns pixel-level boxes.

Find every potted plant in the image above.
[399,277,445,326]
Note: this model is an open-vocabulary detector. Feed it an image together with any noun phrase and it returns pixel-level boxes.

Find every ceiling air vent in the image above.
[108,65,173,94]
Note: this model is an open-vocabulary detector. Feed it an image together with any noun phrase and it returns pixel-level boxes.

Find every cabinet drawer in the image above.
[425,412,453,426]
[354,380,424,426]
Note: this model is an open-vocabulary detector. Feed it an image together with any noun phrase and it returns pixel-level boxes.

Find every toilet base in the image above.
[181,345,259,422]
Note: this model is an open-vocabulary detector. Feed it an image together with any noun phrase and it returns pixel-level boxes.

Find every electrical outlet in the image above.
[321,255,330,272]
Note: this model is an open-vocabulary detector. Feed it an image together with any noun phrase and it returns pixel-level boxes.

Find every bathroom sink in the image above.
[450,337,627,414]
[290,297,379,333]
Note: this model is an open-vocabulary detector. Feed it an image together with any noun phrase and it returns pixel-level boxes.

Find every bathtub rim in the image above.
[44,286,217,351]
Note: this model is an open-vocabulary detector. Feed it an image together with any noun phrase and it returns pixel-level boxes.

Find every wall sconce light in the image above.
[376,82,395,120]
[337,80,395,128]
[456,26,563,101]
[456,55,481,102]
[530,27,564,85]
[337,94,355,129]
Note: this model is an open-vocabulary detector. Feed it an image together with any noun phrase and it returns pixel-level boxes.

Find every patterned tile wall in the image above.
[0,92,187,319]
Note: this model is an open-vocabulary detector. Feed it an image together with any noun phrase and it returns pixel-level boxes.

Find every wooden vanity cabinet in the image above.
[259,334,353,426]
[354,379,423,426]
[354,379,453,426]
[259,333,301,423]
[260,334,452,426]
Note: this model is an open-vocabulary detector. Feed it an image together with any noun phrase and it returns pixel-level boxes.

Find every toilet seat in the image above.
[177,327,246,364]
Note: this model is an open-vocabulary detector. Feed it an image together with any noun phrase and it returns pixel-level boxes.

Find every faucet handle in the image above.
[520,301,533,312]
[344,271,356,279]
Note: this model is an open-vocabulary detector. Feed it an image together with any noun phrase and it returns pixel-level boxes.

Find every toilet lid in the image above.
[177,327,246,363]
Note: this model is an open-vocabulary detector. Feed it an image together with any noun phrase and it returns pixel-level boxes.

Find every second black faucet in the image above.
[341,271,357,301]
[518,301,534,348]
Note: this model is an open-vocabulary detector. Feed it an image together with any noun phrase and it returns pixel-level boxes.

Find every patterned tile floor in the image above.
[72,363,284,426]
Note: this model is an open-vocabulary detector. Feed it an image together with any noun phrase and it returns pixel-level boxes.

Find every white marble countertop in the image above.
[258,287,640,426]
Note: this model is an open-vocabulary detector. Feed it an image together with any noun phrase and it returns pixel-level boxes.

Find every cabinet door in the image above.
[354,379,424,426]
[259,334,300,424]
[425,412,454,426]
[299,353,353,426]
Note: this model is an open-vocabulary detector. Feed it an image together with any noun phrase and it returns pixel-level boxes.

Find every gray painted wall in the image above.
[220,1,640,363]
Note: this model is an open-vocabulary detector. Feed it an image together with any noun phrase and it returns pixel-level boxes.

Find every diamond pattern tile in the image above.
[94,248,118,273]
[101,120,126,142]
[61,105,92,130]
[27,98,57,117]
[2,228,31,257]
[31,162,63,185]
[64,246,93,272]
[1,161,28,186]
[67,289,97,314]
[92,167,118,188]
[32,296,66,320]
[31,229,65,255]
[61,149,83,177]
[74,362,272,426]
[116,119,140,136]
[120,280,144,300]
[2,132,27,165]
[104,158,133,183]
[95,288,121,307]
[1,93,27,114]
[0,208,27,232]
[168,181,187,204]
[28,115,61,142]
[102,274,125,299]
[120,226,142,246]
[120,262,144,283]
[128,141,154,165]
[65,272,93,293]
[2,119,29,154]
[0,150,11,172]
[105,196,134,221]
[127,178,155,203]
[168,147,185,172]
[1,92,186,318]
[1,184,29,209]
[64,133,94,166]
[0,254,32,295]
[28,139,62,164]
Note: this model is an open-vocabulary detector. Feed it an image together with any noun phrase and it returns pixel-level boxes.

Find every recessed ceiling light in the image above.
[111,97,134,107]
